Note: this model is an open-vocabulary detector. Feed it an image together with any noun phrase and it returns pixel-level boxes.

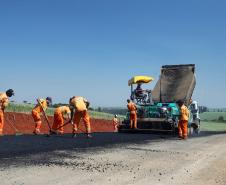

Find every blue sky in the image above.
[0,0,226,107]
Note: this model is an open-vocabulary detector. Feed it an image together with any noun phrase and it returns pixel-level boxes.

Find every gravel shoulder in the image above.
[0,132,226,185]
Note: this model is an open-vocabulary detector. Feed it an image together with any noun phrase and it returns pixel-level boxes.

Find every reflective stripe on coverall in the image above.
[127,102,137,122]
[52,106,71,134]
[113,117,118,132]
[127,102,137,129]
[178,105,190,139]
[32,99,48,133]
[70,96,91,134]
[0,93,9,135]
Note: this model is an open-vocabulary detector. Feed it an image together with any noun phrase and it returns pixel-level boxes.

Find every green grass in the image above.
[6,103,54,115]
[89,111,124,120]
[5,103,124,120]
[201,121,226,132]
[200,112,226,121]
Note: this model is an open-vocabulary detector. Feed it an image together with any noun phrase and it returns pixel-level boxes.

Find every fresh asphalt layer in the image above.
[1,131,224,156]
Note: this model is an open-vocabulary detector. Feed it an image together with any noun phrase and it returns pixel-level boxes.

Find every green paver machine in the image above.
[118,64,200,135]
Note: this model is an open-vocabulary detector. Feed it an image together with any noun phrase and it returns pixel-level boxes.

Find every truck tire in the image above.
[189,126,194,136]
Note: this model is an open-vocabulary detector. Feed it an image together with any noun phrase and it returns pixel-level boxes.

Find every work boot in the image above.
[178,136,183,140]
[49,130,57,135]
[33,130,42,135]
[0,133,4,137]
[72,133,77,138]
[87,134,92,138]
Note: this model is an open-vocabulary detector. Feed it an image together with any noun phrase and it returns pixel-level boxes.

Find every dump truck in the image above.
[118,64,200,135]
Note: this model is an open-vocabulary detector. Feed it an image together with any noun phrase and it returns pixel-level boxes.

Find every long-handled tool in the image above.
[55,120,71,131]
[46,120,86,137]
[7,114,23,136]
[46,120,71,137]
[37,99,52,132]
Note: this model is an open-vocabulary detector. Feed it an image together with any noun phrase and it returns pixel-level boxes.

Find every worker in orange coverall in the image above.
[113,114,119,132]
[0,89,15,136]
[69,96,92,138]
[51,106,71,134]
[177,100,190,140]
[32,97,52,135]
[127,99,137,129]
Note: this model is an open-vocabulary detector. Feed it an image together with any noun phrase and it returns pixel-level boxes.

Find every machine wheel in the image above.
[194,120,201,135]
[188,126,194,136]
[172,123,178,137]
[190,119,201,135]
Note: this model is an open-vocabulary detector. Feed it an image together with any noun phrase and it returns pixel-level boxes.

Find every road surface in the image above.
[0,131,226,185]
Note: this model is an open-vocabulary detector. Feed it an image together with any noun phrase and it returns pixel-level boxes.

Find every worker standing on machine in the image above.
[127,99,137,129]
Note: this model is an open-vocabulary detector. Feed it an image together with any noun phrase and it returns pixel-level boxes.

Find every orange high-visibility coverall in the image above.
[127,102,137,129]
[70,96,91,134]
[32,99,48,134]
[52,106,71,134]
[178,104,190,139]
[113,117,118,132]
[0,93,9,135]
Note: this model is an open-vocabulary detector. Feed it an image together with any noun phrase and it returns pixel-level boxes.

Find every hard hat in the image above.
[69,96,75,103]
[115,114,118,117]
[46,97,52,105]
[85,101,90,108]
[176,100,184,106]
[6,89,14,97]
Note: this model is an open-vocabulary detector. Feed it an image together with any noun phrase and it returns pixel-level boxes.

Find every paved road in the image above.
[0,131,226,185]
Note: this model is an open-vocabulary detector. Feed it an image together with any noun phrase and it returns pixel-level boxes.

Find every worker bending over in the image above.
[69,96,92,138]
[127,99,137,129]
[51,106,71,134]
[177,100,190,140]
[32,97,52,135]
[0,89,14,136]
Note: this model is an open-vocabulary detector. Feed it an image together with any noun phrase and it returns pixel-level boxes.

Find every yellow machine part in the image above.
[128,76,154,86]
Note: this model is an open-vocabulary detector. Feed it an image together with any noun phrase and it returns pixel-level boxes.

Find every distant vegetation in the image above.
[93,107,128,116]
[6,103,54,115]
[200,112,226,123]
[5,103,125,120]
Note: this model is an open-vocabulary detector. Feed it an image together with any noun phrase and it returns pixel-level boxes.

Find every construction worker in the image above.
[177,100,190,140]
[32,97,52,135]
[189,98,199,120]
[189,98,200,132]
[0,89,15,136]
[113,114,119,132]
[127,99,137,129]
[69,96,92,138]
[51,106,71,134]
